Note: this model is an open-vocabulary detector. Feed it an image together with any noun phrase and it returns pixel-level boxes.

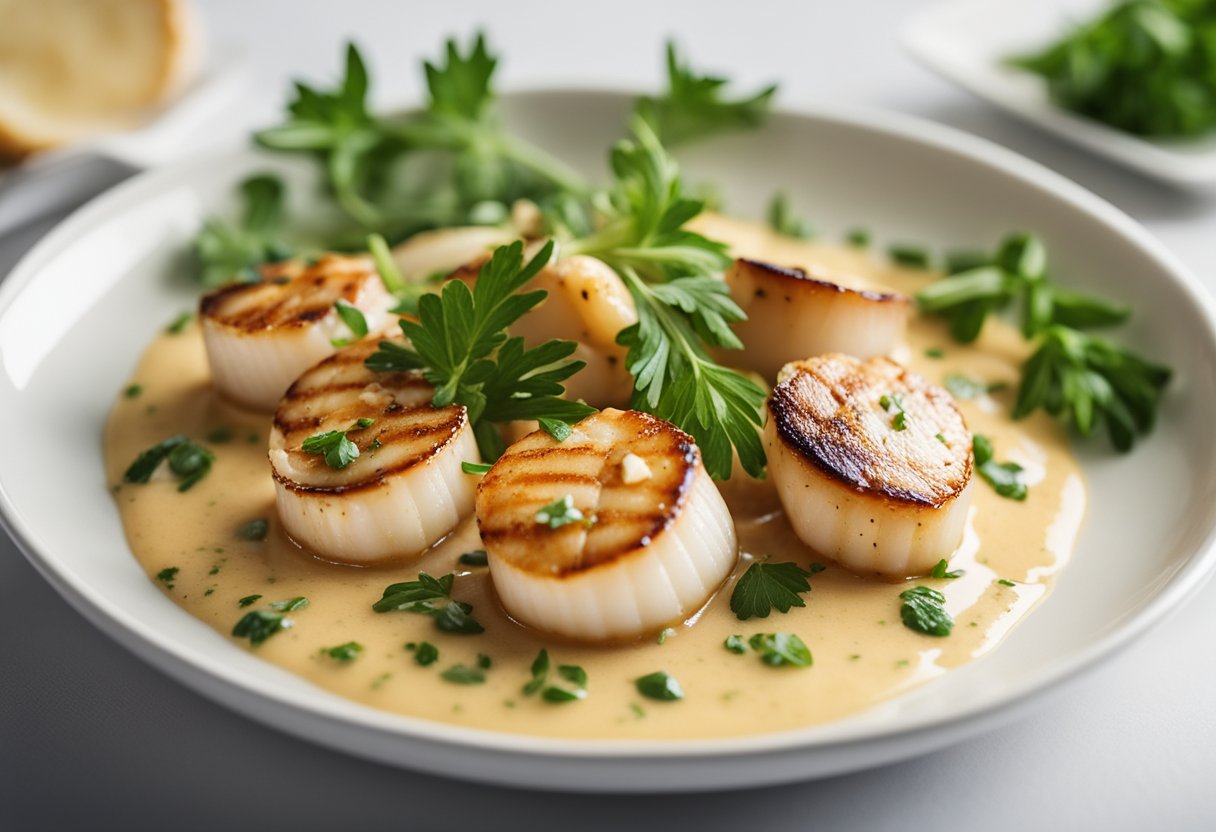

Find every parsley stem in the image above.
[495,134,591,197]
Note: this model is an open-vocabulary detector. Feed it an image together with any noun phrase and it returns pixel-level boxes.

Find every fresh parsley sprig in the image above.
[915,232,1169,451]
[364,240,595,461]
[635,42,777,146]
[193,174,292,287]
[565,118,766,479]
[1013,325,1171,451]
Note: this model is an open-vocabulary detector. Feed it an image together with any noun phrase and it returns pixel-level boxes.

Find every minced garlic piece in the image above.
[620,452,652,485]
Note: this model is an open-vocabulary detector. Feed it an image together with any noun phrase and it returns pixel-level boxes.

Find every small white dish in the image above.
[903,0,1216,187]
[2,90,1216,792]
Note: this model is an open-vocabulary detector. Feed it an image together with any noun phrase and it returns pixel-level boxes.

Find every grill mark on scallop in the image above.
[270,337,466,493]
[200,255,377,332]
[476,410,700,576]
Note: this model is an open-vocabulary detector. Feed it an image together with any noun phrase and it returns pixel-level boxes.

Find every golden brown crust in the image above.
[199,255,375,332]
[767,355,971,508]
[731,258,907,305]
[476,409,700,577]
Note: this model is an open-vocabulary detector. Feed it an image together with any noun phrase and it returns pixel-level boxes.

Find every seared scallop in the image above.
[269,338,478,565]
[200,254,396,411]
[450,251,638,407]
[391,226,516,282]
[725,258,908,380]
[476,409,737,641]
[764,354,972,577]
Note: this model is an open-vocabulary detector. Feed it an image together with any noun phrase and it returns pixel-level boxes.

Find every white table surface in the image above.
[2,1,1215,828]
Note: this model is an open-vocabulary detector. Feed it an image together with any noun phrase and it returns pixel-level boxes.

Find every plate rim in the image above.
[3,87,1216,781]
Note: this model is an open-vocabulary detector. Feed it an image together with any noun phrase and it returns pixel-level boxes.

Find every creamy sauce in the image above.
[104,219,1086,740]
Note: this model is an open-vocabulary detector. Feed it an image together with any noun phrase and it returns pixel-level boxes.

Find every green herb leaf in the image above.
[1011,1,1216,139]
[889,245,932,269]
[730,561,814,620]
[192,173,290,286]
[879,393,908,431]
[237,518,269,542]
[237,594,262,608]
[565,117,765,479]
[155,567,179,587]
[269,596,310,612]
[635,671,684,701]
[409,641,440,666]
[123,435,214,491]
[366,240,595,461]
[747,632,813,667]
[930,559,964,579]
[166,312,193,334]
[461,461,493,475]
[332,300,369,346]
[301,418,376,470]
[973,434,1028,501]
[767,192,812,239]
[899,585,953,637]
[523,648,550,696]
[232,610,290,646]
[322,642,363,662]
[440,665,486,685]
[458,550,489,567]
[373,573,483,634]
[534,494,591,529]
[124,384,142,399]
[724,634,747,654]
[634,41,776,146]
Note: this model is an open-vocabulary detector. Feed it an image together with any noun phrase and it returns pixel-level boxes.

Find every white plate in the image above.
[903,0,1216,187]
[2,90,1216,792]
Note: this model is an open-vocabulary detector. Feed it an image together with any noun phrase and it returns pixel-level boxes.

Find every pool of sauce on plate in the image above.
[104,218,1086,740]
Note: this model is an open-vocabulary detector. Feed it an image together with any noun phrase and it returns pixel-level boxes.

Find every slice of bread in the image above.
[0,0,200,160]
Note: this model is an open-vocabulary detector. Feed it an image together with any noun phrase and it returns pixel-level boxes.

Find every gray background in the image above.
[2,1,1215,829]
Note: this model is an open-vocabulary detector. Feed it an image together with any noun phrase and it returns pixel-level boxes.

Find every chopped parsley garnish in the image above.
[408,641,440,666]
[300,419,376,470]
[997,578,1017,587]
[155,567,179,587]
[165,312,193,334]
[237,518,269,542]
[635,671,684,702]
[930,559,964,579]
[766,191,812,239]
[461,461,493,475]
[123,384,142,399]
[477,653,493,669]
[633,41,776,146]
[534,495,592,530]
[899,585,953,637]
[205,426,234,443]
[973,435,1028,501]
[723,634,747,654]
[846,228,871,248]
[747,633,813,668]
[458,550,489,567]
[331,300,369,347]
[372,572,484,634]
[192,173,290,286]
[238,594,263,608]
[879,393,908,431]
[322,642,364,662]
[365,240,594,462]
[123,435,215,492]
[522,649,587,703]
[269,596,310,612]
[888,245,932,269]
[232,610,291,646]
[729,560,814,620]
[440,665,486,685]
